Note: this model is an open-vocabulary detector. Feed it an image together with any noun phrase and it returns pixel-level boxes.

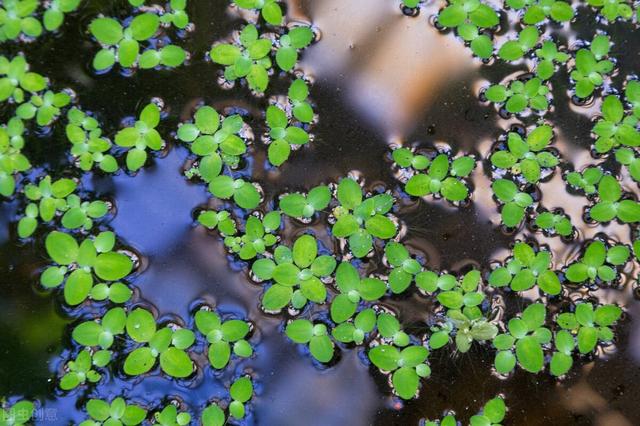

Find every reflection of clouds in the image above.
[563,376,632,426]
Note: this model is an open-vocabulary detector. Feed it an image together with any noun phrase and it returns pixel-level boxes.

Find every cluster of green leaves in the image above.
[89,13,187,71]
[384,242,423,294]
[210,24,313,92]
[16,89,70,126]
[17,175,109,238]
[497,26,539,62]
[252,234,336,311]
[565,166,603,195]
[564,240,629,284]
[0,118,30,198]
[123,308,195,378]
[533,209,573,237]
[484,77,551,115]
[115,103,164,171]
[159,0,190,29]
[265,104,309,166]
[591,94,640,154]
[493,303,551,374]
[72,307,127,350]
[587,175,640,223]
[368,342,431,399]
[423,397,506,426]
[232,0,284,25]
[60,348,111,390]
[197,209,237,235]
[490,125,559,184]
[586,0,633,21]
[615,148,640,183]
[436,0,500,59]
[330,262,387,323]
[394,149,476,202]
[208,175,261,210]
[0,0,82,41]
[332,307,379,345]
[491,179,534,227]
[223,212,281,259]
[81,397,147,426]
[0,55,47,103]
[153,404,191,426]
[286,78,314,123]
[42,231,134,305]
[506,0,574,24]
[194,308,253,369]
[488,242,561,295]
[66,107,119,172]
[332,178,397,257]
[570,35,614,99]
[286,320,334,362]
[0,400,34,426]
[200,376,255,424]
[178,106,249,178]
[533,40,570,80]
[279,184,331,219]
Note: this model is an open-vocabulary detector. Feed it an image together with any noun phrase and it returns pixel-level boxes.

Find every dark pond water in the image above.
[2,0,640,424]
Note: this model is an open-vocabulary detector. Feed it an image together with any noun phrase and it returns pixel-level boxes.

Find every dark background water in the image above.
[2,0,640,424]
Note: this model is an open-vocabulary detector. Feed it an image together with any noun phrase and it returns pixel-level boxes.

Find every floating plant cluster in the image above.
[1,0,640,424]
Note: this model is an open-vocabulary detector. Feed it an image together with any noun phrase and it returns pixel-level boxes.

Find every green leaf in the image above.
[94,252,133,281]
[90,18,123,45]
[515,336,544,373]
[124,347,156,375]
[392,367,420,400]
[159,347,193,377]
[45,231,78,265]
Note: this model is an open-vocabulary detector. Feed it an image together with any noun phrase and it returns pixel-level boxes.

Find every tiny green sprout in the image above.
[42,231,134,305]
[233,0,284,25]
[66,108,118,172]
[498,26,539,62]
[159,0,190,30]
[534,209,573,237]
[0,118,31,197]
[549,329,574,376]
[178,107,248,178]
[0,400,34,426]
[330,262,387,323]
[60,348,111,390]
[225,212,281,260]
[377,312,411,347]
[194,308,254,369]
[81,397,147,426]
[571,35,614,99]
[586,0,633,21]
[470,397,507,426]
[332,308,377,345]
[16,89,71,126]
[492,303,550,374]
[210,24,273,92]
[288,78,315,123]
[436,0,499,59]
[252,234,336,311]
[90,282,132,304]
[368,343,430,400]
[534,40,570,80]
[279,185,331,219]
[625,80,640,119]
[0,0,42,41]
[506,0,574,24]
[89,14,186,70]
[565,166,603,195]
[265,104,309,166]
[441,310,498,353]
[615,148,640,183]
[588,175,640,223]
[208,175,261,210]
[555,302,622,356]
[385,242,423,294]
[154,404,191,426]
[72,307,127,350]
[43,0,81,31]
[490,125,559,184]
[124,309,196,378]
[17,175,76,237]
[197,210,237,235]
[201,403,225,426]
[229,376,254,420]
[0,55,47,103]
[391,148,430,170]
[115,103,165,171]
[285,319,335,363]
[565,240,629,284]
[491,179,533,227]
[402,152,475,202]
[332,177,397,258]
[488,242,561,295]
[484,77,551,115]
[275,26,314,72]
[591,95,640,153]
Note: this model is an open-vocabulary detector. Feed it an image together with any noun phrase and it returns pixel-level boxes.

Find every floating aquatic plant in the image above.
[197,209,238,235]
[265,104,309,166]
[570,34,614,99]
[0,400,34,426]
[82,397,147,426]
[368,343,431,399]
[194,308,254,369]
[497,26,539,62]
[332,308,377,345]
[533,40,570,80]
[229,376,254,420]
[436,0,499,59]
[285,319,335,362]
[565,165,603,195]
[279,184,331,219]
[224,212,281,259]
[330,262,387,323]
[587,175,640,223]
[506,0,574,24]
[555,302,622,355]
[491,179,534,227]
[15,89,70,126]
[564,240,629,284]
[66,108,118,173]
[115,102,165,171]
[0,55,47,103]
[72,307,126,350]
[232,0,284,25]
[484,76,551,115]
[60,348,111,390]
[274,26,314,72]
[591,94,640,154]
[153,404,191,426]
[0,117,30,197]
[0,0,42,41]
[533,209,573,238]
[208,175,261,209]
